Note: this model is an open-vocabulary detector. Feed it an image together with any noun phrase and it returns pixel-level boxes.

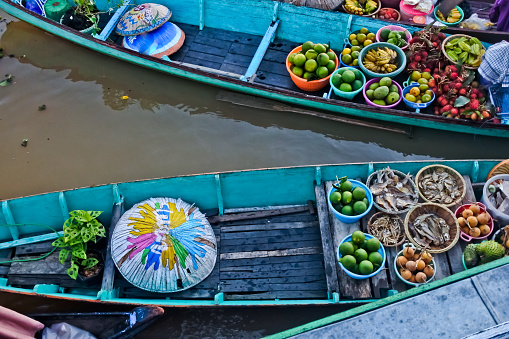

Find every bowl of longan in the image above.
[455,203,494,242]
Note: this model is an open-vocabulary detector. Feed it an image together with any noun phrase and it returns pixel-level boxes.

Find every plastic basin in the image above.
[394,244,436,286]
[337,233,386,280]
[286,45,339,92]
[363,78,403,108]
[433,5,464,26]
[327,180,373,224]
[358,42,406,78]
[480,174,509,226]
[400,0,434,21]
[402,83,435,113]
[375,25,412,50]
[455,203,493,242]
[330,67,366,100]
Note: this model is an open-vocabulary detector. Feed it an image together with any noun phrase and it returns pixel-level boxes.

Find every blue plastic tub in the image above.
[402,83,435,113]
[433,5,464,26]
[337,233,386,280]
[358,42,406,78]
[330,67,366,100]
[327,180,373,223]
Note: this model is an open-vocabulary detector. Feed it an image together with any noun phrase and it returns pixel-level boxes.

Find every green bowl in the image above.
[330,67,366,100]
[434,6,464,26]
[358,42,406,78]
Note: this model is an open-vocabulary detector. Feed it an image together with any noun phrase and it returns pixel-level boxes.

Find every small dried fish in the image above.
[412,213,450,247]
[370,215,403,245]
[370,168,417,213]
[419,168,461,205]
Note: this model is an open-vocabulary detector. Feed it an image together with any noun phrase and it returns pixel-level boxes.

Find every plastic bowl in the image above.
[376,8,401,21]
[375,25,412,50]
[480,174,509,226]
[400,0,434,21]
[363,78,403,109]
[455,203,493,242]
[442,34,486,70]
[402,83,435,113]
[286,45,339,92]
[434,5,464,26]
[330,67,366,100]
[337,232,386,280]
[358,42,406,78]
[394,244,436,286]
[342,0,381,17]
[327,180,373,224]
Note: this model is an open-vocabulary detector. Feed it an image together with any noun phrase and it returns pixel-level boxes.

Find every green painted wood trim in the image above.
[265,256,509,339]
[34,284,60,294]
[113,184,121,204]
[93,0,131,41]
[243,19,280,80]
[1,201,18,240]
[272,1,279,23]
[315,166,322,186]
[471,161,480,183]
[0,231,64,250]
[58,192,69,222]
[199,0,204,30]
[215,174,224,215]
[367,162,374,178]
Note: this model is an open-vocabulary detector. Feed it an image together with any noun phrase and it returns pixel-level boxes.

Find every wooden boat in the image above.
[1,160,509,308]
[1,0,508,138]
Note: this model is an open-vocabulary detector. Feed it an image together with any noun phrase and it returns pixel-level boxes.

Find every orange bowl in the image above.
[286,45,339,92]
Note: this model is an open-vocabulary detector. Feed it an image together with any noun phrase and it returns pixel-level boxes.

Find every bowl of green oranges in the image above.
[327,176,373,223]
[337,231,386,279]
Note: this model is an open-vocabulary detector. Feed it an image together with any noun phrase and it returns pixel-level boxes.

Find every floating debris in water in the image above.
[0,74,13,86]
[419,168,461,205]
[38,104,46,111]
[21,139,28,147]
[122,96,129,99]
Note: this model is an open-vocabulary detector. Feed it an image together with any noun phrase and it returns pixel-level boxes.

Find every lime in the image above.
[305,59,318,72]
[360,27,369,34]
[339,83,352,92]
[353,264,360,274]
[341,54,353,65]
[351,46,361,52]
[359,260,374,275]
[419,84,429,92]
[326,60,336,73]
[292,66,304,77]
[340,254,356,271]
[351,68,362,81]
[417,78,428,85]
[363,198,369,206]
[405,94,416,102]
[351,39,359,46]
[351,50,360,59]
[293,54,306,67]
[316,66,329,79]
[327,51,336,60]
[302,41,314,53]
[330,191,342,204]
[317,53,330,66]
[352,187,366,200]
[354,248,368,263]
[339,241,355,256]
[368,252,383,266]
[353,201,367,215]
[367,33,375,41]
[351,230,365,245]
[356,33,366,43]
[314,43,326,54]
[331,73,342,88]
[342,70,355,83]
[341,205,353,216]
[305,50,318,60]
[389,84,399,93]
[340,180,353,192]
[352,80,363,91]
[338,68,347,75]
[363,39,373,47]
[410,70,421,81]
[366,238,381,252]
[303,72,313,80]
[369,82,379,91]
[342,191,353,204]
[366,89,374,100]
[379,77,392,87]
[360,240,368,250]
[422,93,432,103]
[352,59,359,66]
[288,53,297,64]
[422,71,431,80]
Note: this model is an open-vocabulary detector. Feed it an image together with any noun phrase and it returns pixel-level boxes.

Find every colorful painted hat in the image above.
[25,0,46,17]
[122,22,185,58]
[111,197,217,293]
[116,3,172,36]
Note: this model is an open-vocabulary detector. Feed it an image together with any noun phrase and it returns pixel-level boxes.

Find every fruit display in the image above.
[342,28,375,67]
[404,71,434,104]
[407,26,447,73]
[331,68,364,93]
[287,41,337,81]
[396,245,435,284]
[365,77,400,106]
[330,176,369,216]
[377,8,399,21]
[463,240,505,269]
[436,7,462,24]
[338,231,384,276]
[444,35,485,68]
[362,46,399,74]
[344,0,379,16]
[379,28,408,48]
[456,204,492,238]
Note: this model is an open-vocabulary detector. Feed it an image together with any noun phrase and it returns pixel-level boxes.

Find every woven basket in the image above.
[415,164,466,208]
[366,168,419,214]
[368,212,406,247]
[404,203,460,253]
[441,34,486,70]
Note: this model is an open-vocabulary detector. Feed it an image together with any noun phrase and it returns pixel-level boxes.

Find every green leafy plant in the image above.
[52,210,106,280]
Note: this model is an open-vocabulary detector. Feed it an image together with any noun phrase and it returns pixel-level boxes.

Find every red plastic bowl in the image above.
[363,78,403,108]
[455,203,493,242]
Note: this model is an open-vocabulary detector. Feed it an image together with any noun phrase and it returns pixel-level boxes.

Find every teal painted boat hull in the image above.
[1,0,508,138]
[0,160,504,307]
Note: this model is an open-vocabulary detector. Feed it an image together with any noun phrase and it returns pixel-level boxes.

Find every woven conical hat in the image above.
[122,22,185,58]
[116,3,172,36]
[111,197,217,293]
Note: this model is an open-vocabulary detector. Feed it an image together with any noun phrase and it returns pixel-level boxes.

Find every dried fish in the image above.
[419,168,461,205]
[369,168,418,213]
[370,215,403,245]
[412,213,450,247]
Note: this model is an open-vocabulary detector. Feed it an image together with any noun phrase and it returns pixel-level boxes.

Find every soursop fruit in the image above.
[476,240,505,264]
[464,244,479,268]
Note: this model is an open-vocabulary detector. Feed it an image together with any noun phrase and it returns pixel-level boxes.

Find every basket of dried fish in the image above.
[404,203,460,253]
[366,168,419,214]
[415,164,466,208]
[368,212,406,247]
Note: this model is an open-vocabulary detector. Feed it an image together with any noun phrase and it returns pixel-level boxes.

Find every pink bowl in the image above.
[400,0,434,16]
[363,78,403,108]
[455,203,493,242]
[376,25,412,50]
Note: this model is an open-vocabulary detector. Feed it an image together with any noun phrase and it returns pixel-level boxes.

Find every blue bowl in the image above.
[434,6,464,26]
[402,83,435,113]
[327,180,373,223]
[337,233,386,280]
[358,42,406,78]
[330,67,366,100]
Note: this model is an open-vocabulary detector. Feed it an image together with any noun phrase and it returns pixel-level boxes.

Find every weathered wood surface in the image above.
[100,201,123,294]
[208,205,311,224]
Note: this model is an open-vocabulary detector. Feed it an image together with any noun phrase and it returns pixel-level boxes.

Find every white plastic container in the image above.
[481,174,509,226]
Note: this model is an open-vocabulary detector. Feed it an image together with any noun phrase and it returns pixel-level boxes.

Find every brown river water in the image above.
[1,11,509,337]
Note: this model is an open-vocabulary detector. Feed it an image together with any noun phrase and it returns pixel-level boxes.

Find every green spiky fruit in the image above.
[476,241,505,262]
[464,244,478,268]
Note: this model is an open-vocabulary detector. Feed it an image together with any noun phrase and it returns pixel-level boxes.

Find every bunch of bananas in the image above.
[437,8,462,23]
[344,0,378,16]
[445,36,485,67]
[362,47,398,73]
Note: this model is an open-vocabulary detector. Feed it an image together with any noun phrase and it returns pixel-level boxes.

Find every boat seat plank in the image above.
[220,266,325,280]
[220,227,318,240]
[432,252,452,281]
[324,181,371,299]
[209,206,314,224]
[100,201,123,295]
[268,38,300,52]
[221,232,322,246]
[258,59,288,77]
[189,41,231,57]
[220,247,322,260]
[385,245,409,292]
[229,42,259,57]
[225,290,327,300]
[220,63,248,75]
[220,239,322,253]
[15,240,54,256]
[255,71,299,91]
[195,28,263,46]
[220,220,319,233]
[220,259,324,272]
[221,280,326,293]
[219,253,324,268]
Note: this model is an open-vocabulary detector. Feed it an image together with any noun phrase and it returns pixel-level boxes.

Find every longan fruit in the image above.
[421,252,433,264]
[403,246,415,259]
[423,265,434,278]
[467,216,478,227]
[416,272,427,283]
[462,209,474,219]
[477,212,491,225]
[416,259,426,271]
[457,217,466,227]
[397,256,408,267]
[479,224,490,236]
[469,227,481,238]
[469,204,481,216]
[406,260,417,272]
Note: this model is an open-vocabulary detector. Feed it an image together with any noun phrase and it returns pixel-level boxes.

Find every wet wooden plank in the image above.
[220,246,322,260]
[433,252,452,281]
[189,42,230,57]
[220,227,318,240]
[223,53,254,67]
[15,240,54,256]
[386,245,408,292]
[220,220,318,233]
[221,232,322,246]
[208,205,311,224]
[196,28,263,46]
[220,260,323,273]
[217,211,317,226]
[181,56,222,70]
[221,239,322,253]
[226,290,327,300]
[228,42,258,56]
[258,59,288,76]
[220,63,248,75]
[100,202,123,294]
[220,253,324,268]
[192,35,233,50]
[121,287,217,299]
[220,266,325,279]
[221,280,326,292]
